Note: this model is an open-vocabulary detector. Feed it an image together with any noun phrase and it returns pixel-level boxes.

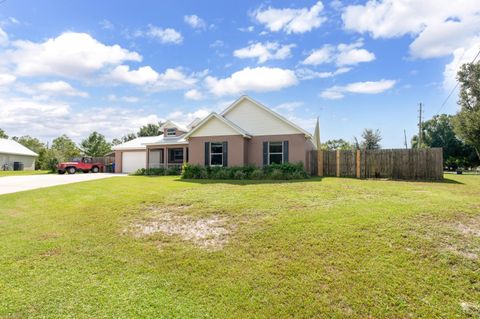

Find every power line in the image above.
[435,46,480,115]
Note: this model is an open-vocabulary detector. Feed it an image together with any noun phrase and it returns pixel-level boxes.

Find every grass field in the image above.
[0,170,50,177]
[0,175,479,318]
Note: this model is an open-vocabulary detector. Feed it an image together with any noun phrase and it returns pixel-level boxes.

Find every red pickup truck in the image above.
[57,157,104,174]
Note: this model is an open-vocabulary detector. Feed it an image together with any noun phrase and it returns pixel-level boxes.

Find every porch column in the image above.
[146,147,150,169]
[164,147,168,169]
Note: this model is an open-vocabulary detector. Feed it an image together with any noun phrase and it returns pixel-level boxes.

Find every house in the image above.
[113,96,316,173]
[0,138,39,171]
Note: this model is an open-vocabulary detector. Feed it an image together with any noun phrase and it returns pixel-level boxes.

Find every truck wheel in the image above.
[67,167,76,174]
[91,166,99,173]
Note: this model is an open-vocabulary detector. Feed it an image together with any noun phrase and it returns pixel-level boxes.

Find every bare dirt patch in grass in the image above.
[126,205,232,250]
[411,214,480,261]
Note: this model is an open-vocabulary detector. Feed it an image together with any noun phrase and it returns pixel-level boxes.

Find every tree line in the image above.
[0,122,165,171]
[321,62,480,169]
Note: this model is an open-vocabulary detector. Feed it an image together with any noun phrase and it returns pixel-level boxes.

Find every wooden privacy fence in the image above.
[309,148,443,180]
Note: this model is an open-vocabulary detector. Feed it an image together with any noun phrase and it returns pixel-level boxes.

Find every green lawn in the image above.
[0,175,479,318]
[0,170,50,177]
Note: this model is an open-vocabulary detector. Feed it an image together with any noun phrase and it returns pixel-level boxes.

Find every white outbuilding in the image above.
[0,138,39,171]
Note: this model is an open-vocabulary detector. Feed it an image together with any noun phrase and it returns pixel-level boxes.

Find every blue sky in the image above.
[0,0,479,147]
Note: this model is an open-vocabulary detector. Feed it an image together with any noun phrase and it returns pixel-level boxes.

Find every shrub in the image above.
[212,168,229,179]
[146,168,166,176]
[270,169,284,180]
[182,164,207,179]
[131,168,146,176]
[166,166,181,175]
[180,163,309,180]
[233,170,246,180]
[250,169,264,180]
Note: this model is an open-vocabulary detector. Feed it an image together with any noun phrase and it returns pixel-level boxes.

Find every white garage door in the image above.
[122,151,146,173]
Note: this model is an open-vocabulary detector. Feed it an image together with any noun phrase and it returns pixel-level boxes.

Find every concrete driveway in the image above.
[0,173,126,195]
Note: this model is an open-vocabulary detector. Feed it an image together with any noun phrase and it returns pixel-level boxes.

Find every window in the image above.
[166,128,176,137]
[269,142,283,164]
[210,142,223,166]
[168,148,183,163]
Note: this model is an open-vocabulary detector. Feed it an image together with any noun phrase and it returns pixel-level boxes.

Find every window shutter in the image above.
[283,141,289,163]
[204,142,210,166]
[222,141,228,167]
[263,141,268,166]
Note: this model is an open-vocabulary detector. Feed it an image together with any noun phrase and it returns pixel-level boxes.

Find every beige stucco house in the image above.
[113,96,315,173]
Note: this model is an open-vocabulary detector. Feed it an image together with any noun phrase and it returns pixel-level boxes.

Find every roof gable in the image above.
[221,96,311,137]
[159,120,188,132]
[0,138,38,157]
[185,113,250,138]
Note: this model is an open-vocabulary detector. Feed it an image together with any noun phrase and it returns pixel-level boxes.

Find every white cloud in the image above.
[184,15,206,30]
[145,25,183,44]
[342,0,480,59]
[109,65,159,85]
[184,89,203,100]
[99,19,114,30]
[108,65,200,91]
[238,26,254,32]
[205,67,298,96]
[274,101,303,112]
[443,42,480,89]
[107,94,139,103]
[254,1,326,34]
[233,42,295,63]
[0,94,167,141]
[166,108,211,128]
[149,68,199,91]
[302,41,375,66]
[302,45,334,65]
[36,81,88,97]
[0,73,16,86]
[336,42,375,65]
[0,27,8,46]
[320,79,396,99]
[3,32,141,78]
[210,40,224,48]
[296,67,350,80]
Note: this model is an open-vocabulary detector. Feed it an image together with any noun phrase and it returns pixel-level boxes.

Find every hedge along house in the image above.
[113,96,316,173]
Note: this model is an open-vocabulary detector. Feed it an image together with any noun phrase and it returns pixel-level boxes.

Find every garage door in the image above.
[122,151,146,173]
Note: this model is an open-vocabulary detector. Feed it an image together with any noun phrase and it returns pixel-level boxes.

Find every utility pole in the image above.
[404,129,408,149]
[418,102,423,148]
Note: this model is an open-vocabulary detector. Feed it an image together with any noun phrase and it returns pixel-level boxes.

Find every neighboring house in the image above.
[0,138,38,171]
[113,96,315,173]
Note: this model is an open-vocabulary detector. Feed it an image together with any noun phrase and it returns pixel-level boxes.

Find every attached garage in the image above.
[121,151,146,173]
[112,136,161,173]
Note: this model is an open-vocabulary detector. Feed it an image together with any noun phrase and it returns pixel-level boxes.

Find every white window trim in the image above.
[166,128,176,137]
[268,141,283,165]
[210,142,223,167]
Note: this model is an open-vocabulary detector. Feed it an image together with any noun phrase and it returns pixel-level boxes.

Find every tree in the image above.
[80,131,111,157]
[360,129,382,150]
[137,123,162,137]
[12,136,46,170]
[0,128,8,139]
[452,62,480,160]
[51,134,81,165]
[321,139,353,150]
[112,133,137,145]
[411,114,479,168]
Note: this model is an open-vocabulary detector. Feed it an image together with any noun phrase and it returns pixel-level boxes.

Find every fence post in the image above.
[336,150,340,177]
[356,150,360,178]
[317,150,323,177]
